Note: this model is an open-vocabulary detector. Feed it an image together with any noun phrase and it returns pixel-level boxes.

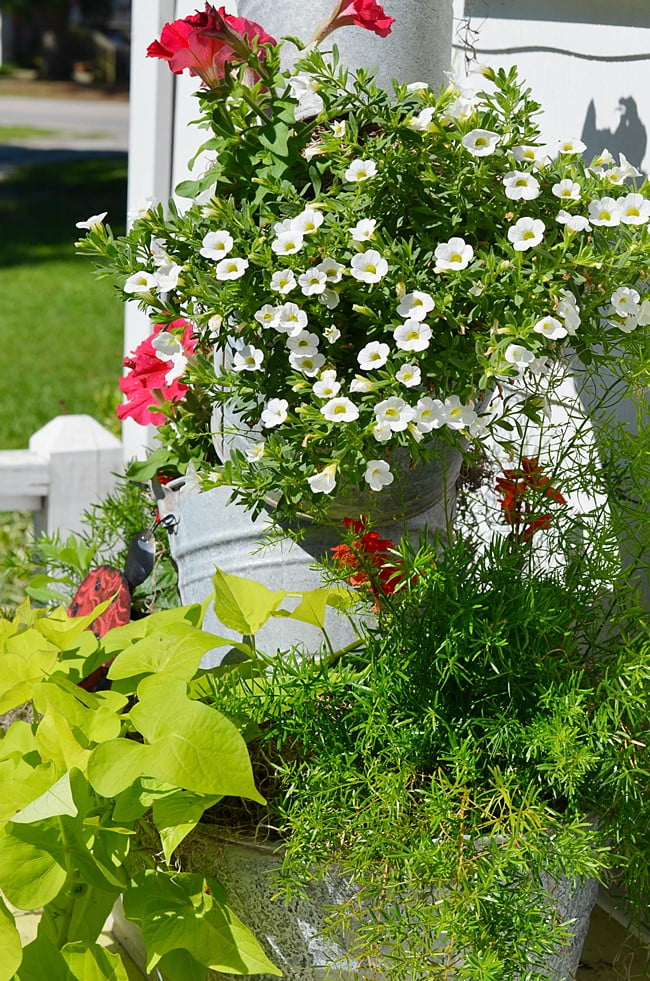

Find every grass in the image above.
[0,154,127,448]
[0,125,58,140]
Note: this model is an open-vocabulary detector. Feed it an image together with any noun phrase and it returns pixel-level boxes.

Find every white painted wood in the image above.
[0,450,48,511]
[27,415,123,538]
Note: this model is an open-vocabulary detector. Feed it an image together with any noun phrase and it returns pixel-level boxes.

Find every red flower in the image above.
[332,0,395,37]
[118,319,197,427]
[495,457,566,543]
[331,517,403,599]
[146,3,276,88]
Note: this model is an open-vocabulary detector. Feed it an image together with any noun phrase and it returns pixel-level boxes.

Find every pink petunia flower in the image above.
[118,320,197,426]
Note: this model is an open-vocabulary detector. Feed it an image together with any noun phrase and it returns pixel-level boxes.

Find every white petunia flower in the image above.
[358,341,390,370]
[316,257,345,283]
[331,120,346,138]
[555,137,586,155]
[245,442,265,463]
[307,463,337,495]
[153,263,183,291]
[233,344,264,372]
[319,289,340,310]
[617,193,650,226]
[200,230,233,259]
[590,148,615,174]
[76,212,107,229]
[557,290,581,333]
[397,291,434,321]
[533,315,567,340]
[320,397,359,423]
[374,396,416,432]
[504,344,536,372]
[273,218,293,236]
[503,171,540,201]
[588,197,621,227]
[254,304,282,329]
[127,198,153,222]
[272,229,304,255]
[270,269,297,294]
[344,158,377,182]
[350,374,374,393]
[277,302,308,336]
[151,333,187,384]
[607,153,641,183]
[461,128,500,157]
[261,398,288,428]
[393,319,432,352]
[408,107,436,132]
[434,237,474,272]
[507,217,545,251]
[289,352,326,376]
[552,179,581,201]
[292,209,324,235]
[312,370,340,399]
[298,268,328,296]
[215,256,249,280]
[414,397,445,433]
[323,325,341,343]
[124,270,157,294]
[610,286,641,317]
[556,210,591,232]
[350,218,377,242]
[511,145,548,169]
[350,250,388,283]
[372,421,393,442]
[288,72,324,116]
[635,299,650,327]
[364,459,394,492]
[396,363,421,388]
[529,355,551,376]
[406,81,430,93]
[149,238,171,267]
[443,396,477,430]
[287,330,319,354]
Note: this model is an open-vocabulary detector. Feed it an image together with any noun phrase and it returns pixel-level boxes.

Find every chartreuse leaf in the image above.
[130,675,264,802]
[35,710,91,774]
[35,603,111,650]
[0,638,59,712]
[40,885,118,949]
[61,942,129,981]
[0,895,22,981]
[0,718,37,763]
[99,603,206,658]
[12,771,77,824]
[123,870,281,976]
[87,739,151,798]
[16,935,73,981]
[156,949,206,981]
[0,758,56,822]
[284,586,354,629]
[152,789,220,864]
[33,680,125,745]
[0,822,67,908]
[107,620,224,683]
[212,567,287,635]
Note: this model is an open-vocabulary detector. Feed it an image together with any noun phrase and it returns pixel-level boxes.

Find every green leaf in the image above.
[0,895,22,981]
[16,936,73,981]
[152,790,220,864]
[0,824,66,908]
[61,942,129,981]
[107,621,225,683]
[125,449,177,482]
[285,586,353,629]
[0,758,56,823]
[123,869,281,976]
[155,948,207,981]
[0,640,59,713]
[40,885,118,949]
[33,680,125,746]
[12,771,78,824]
[87,739,151,798]
[35,709,91,774]
[212,568,287,635]
[36,605,111,651]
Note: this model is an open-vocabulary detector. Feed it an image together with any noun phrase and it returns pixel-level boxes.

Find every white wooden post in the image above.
[28,416,123,539]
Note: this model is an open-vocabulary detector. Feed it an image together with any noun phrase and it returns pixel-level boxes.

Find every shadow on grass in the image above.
[0,151,127,267]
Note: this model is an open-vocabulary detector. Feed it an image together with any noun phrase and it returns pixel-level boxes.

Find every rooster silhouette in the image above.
[581,96,647,174]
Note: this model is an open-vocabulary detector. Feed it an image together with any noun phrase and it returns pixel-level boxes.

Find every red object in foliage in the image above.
[118,320,197,427]
[495,457,567,542]
[331,517,402,599]
[146,3,276,88]
[329,0,396,38]
[67,567,132,691]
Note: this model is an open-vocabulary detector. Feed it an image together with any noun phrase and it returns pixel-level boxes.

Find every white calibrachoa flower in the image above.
[153,263,183,291]
[552,179,581,201]
[307,463,337,495]
[76,212,108,230]
[588,197,621,227]
[331,120,346,138]
[272,229,305,255]
[233,344,264,372]
[461,129,500,157]
[610,287,640,317]
[396,363,421,388]
[358,341,390,370]
[414,397,445,433]
[323,325,341,343]
[618,193,650,226]
[277,303,308,336]
[533,316,567,340]
[350,375,374,393]
[590,148,615,175]
[298,269,328,296]
[289,352,326,376]
[350,218,377,242]
[124,271,157,294]
[443,396,477,430]
[254,304,281,329]
[504,344,536,372]
[319,289,340,310]
[434,237,474,272]
[215,256,249,280]
[372,421,392,442]
[350,250,388,283]
[270,269,297,294]
[507,217,545,251]
[317,258,345,283]
[200,230,233,259]
[261,398,288,428]
[287,330,320,354]
[151,333,187,384]
[292,209,324,234]
[320,397,359,423]
[244,442,265,463]
[393,319,432,352]
[557,290,581,333]
[556,211,591,232]
[364,459,394,492]
[397,291,434,321]
[555,138,586,155]
[512,145,548,168]
[374,396,416,432]
[312,370,340,398]
[344,158,377,182]
[503,171,540,201]
[408,107,436,132]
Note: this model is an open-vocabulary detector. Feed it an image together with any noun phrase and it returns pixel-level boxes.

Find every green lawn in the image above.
[0,154,127,448]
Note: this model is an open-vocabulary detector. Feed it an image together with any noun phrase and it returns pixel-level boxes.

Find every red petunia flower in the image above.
[312,0,395,45]
[118,319,197,427]
[147,3,276,89]
[495,457,566,543]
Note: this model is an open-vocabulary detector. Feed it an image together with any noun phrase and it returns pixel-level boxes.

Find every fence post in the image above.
[29,415,123,539]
